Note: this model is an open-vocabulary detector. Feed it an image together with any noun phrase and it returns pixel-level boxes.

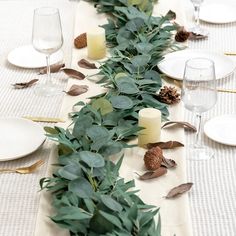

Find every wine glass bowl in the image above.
[182,58,217,160]
[32,7,63,96]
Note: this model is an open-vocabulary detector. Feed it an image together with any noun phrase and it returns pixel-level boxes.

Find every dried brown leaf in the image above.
[165,10,176,20]
[138,167,167,180]
[147,141,184,149]
[189,32,208,40]
[78,59,97,69]
[62,68,85,80]
[162,157,177,169]
[12,79,38,89]
[64,84,88,96]
[38,63,65,75]
[165,183,193,199]
[162,121,197,132]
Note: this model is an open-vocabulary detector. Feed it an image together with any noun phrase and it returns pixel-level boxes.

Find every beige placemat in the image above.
[34,1,192,236]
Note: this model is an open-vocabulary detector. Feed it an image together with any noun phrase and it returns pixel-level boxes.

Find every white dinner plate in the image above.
[158,49,235,80]
[204,115,236,146]
[0,118,46,161]
[200,3,236,24]
[7,44,63,68]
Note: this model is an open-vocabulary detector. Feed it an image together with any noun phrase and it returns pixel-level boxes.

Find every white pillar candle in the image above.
[87,27,106,60]
[138,108,161,147]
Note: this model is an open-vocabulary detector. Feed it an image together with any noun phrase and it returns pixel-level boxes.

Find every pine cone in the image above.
[74,33,87,49]
[157,86,180,105]
[175,27,190,42]
[144,146,163,170]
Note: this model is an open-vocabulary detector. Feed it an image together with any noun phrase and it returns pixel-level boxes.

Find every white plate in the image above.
[0,118,46,161]
[158,49,235,80]
[204,115,236,146]
[7,45,63,69]
[200,3,236,24]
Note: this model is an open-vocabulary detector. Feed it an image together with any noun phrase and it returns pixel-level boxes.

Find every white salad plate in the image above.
[0,118,45,161]
[200,3,236,24]
[204,115,236,146]
[157,49,235,80]
[7,44,63,69]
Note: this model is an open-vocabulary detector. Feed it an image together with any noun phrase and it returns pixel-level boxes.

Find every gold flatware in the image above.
[0,159,45,174]
[224,52,236,56]
[23,116,65,123]
[217,88,236,94]
[163,77,183,88]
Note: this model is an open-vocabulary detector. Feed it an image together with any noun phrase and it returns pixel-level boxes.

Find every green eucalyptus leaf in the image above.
[68,177,94,198]
[125,18,145,32]
[144,70,161,82]
[116,77,139,94]
[110,95,134,109]
[99,210,122,229]
[92,97,113,115]
[135,42,154,54]
[86,125,110,151]
[55,206,92,220]
[130,54,151,67]
[100,141,123,157]
[44,127,59,135]
[100,195,123,212]
[79,151,105,168]
[73,115,93,138]
[58,164,82,180]
[90,210,114,234]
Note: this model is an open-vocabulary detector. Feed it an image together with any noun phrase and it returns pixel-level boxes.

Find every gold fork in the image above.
[0,159,45,174]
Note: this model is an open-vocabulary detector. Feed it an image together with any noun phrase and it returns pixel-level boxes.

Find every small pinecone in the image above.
[74,33,87,49]
[157,86,180,105]
[144,146,163,170]
[175,27,190,42]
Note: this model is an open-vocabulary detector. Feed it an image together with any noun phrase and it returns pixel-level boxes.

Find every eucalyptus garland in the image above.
[41,1,176,235]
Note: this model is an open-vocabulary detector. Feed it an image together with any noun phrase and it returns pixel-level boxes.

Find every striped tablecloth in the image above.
[184,0,236,235]
[0,1,76,236]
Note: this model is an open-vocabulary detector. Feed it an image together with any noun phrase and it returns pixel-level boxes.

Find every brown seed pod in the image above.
[74,33,87,49]
[144,146,163,170]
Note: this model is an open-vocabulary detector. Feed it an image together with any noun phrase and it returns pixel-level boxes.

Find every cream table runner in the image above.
[35,1,193,236]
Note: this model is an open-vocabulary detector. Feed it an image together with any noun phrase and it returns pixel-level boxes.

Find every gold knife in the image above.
[217,89,236,94]
[23,116,65,123]
[224,52,236,56]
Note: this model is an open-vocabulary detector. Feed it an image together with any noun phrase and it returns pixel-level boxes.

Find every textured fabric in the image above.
[183,0,236,235]
[35,1,193,236]
[0,1,75,236]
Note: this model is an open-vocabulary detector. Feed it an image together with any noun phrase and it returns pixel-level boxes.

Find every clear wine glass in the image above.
[190,0,208,36]
[32,7,63,96]
[182,58,217,160]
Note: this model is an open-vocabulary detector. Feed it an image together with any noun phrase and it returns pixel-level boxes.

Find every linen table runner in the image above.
[35,1,192,236]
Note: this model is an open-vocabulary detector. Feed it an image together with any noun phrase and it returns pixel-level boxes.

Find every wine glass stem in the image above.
[193,4,201,28]
[194,113,203,148]
[46,55,52,85]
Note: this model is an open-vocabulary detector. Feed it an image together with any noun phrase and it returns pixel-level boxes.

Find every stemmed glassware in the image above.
[32,7,63,96]
[182,58,217,160]
[190,0,208,35]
